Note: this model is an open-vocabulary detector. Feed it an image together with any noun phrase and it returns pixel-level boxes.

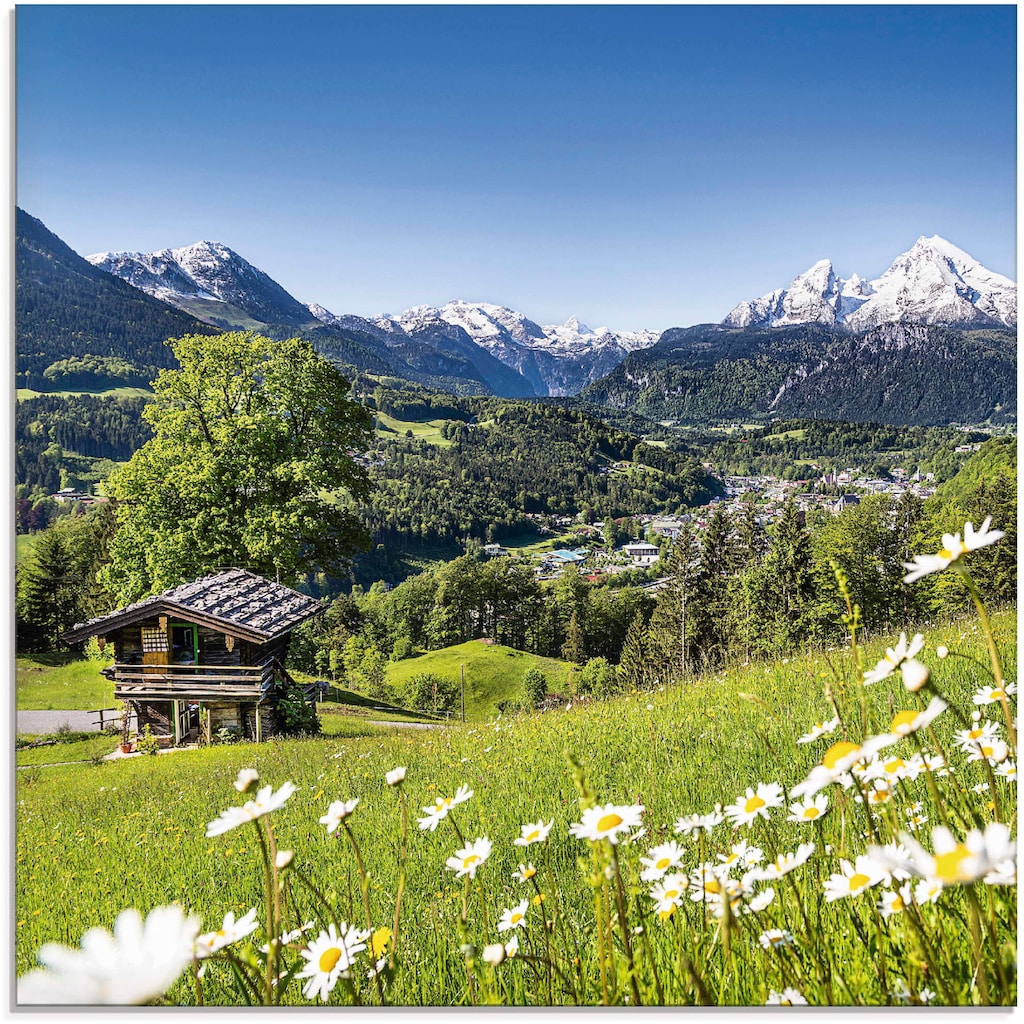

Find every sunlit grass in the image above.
[15,608,1015,1005]
[16,655,114,711]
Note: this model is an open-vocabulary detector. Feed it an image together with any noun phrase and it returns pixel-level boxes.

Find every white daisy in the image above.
[18,906,200,1005]
[901,823,1015,885]
[995,759,1017,782]
[640,840,686,881]
[206,782,297,837]
[319,798,359,834]
[194,908,258,958]
[791,734,900,800]
[888,697,947,737]
[445,836,492,879]
[965,738,1010,765]
[756,843,815,881]
[649,873,689,914]
[497,900,529,933]
[417,785,474,832]
[766,987,807,1005]
[973,683,1017,706]
[823,856,887,901]
[724,783,784,827]
[296,922,370,1002]
[787,794,828,823]
[233,768,259,793]
[758,928,795,950]
[513,819,553,846]
[674,806,724,836]
[569,803,643,845]
[385,766,407,787]
[512,862,537,883]
[863,633,924,685]
[903,517,1005,582]
[796,717,840,744]
[877,883,914,919]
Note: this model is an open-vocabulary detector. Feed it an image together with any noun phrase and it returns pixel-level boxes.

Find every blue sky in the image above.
[17,5,1017,331]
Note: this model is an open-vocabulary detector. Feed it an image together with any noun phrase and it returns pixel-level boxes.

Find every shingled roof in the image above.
[63,569,323,645]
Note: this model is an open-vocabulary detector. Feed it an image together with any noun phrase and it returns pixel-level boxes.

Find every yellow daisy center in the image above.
[656,856,671,869]
[705,878,720,894]
[522,867,536,878]
[890,710,918,733]
[319,946,343,973]
[981,745,995,757]
[525,829,539,841]
[803,807,821,819]
[968,727,984,739]
[934,845,972,883]
[597,813,624,832]
[511,912,523,924]
[744,795,766,813]
[657,907,675,922]
[824,741,860,769]
[884,758,905,773]
[664,888,679,899]
[849,872,871,892]
[891,895,904,912]
[463,854,480,867]
[991,689,1005,700]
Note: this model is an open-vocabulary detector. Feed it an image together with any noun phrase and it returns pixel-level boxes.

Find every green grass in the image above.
[385,641,575,719]
[17,386,153,400]
[16,733,119,767]
[16,533,36,566]
[374,413,454,447]
[14,610,1017,1006]
[500,531,577,556]
[16,655,115,711]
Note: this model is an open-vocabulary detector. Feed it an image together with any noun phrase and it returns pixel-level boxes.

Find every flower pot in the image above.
[120,743,133,754]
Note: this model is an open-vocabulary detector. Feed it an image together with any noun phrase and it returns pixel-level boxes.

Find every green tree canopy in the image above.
[100,332,373,602]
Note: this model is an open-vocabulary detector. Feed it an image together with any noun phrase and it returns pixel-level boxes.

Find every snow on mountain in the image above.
[381,300,660,395]
[723,236,1015,330]
[394,300,658,359]
[89,241,314,326]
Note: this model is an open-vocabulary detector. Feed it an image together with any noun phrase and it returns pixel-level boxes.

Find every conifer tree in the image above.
[617,608,651,690]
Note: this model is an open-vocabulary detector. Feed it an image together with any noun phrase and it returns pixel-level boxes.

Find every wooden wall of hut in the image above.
[137,700,173,738]
[112,625,144,665]
[197,627,242,667]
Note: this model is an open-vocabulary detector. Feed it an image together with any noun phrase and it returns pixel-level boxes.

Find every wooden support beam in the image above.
[173,699,180,745]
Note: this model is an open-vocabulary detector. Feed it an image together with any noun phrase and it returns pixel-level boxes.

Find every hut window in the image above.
[141,626,168,653]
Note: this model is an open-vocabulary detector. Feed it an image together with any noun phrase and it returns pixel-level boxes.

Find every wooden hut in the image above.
[63,569,322,745]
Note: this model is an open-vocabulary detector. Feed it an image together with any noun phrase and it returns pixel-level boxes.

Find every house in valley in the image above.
[63,569,322,746]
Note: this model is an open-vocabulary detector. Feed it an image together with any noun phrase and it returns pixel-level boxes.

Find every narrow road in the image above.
[17,709,123,735]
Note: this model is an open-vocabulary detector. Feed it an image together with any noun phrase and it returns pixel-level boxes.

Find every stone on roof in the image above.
[64,569,322,644]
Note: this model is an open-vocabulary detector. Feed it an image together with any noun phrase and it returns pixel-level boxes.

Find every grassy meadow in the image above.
[383,640,574,719]
[16,655,114,711]
[15,608,1016,1006]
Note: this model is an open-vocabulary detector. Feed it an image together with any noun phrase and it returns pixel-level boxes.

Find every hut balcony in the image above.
[108,662,265,700]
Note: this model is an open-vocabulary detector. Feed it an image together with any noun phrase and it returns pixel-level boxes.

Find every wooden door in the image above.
[141,624,169,676]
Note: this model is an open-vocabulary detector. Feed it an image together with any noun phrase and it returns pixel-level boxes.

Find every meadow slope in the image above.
[15,610,1016,1005]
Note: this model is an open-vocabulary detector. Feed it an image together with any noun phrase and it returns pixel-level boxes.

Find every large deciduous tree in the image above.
[100,332,373,602]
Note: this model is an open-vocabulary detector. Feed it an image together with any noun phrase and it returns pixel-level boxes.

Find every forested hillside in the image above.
[704,418,992,479]
[582,321,1017,426]
[359,393,721,550]
[15,208,219,389]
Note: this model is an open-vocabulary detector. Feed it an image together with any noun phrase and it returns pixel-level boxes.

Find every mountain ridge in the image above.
[723,235,1016,330]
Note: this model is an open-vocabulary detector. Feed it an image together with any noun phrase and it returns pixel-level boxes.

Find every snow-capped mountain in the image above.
[88,241,315,327]
[305,299,659,396]
[723,236,1016,330]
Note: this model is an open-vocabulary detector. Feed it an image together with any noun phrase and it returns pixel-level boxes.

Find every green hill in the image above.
[385,640,574,719]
